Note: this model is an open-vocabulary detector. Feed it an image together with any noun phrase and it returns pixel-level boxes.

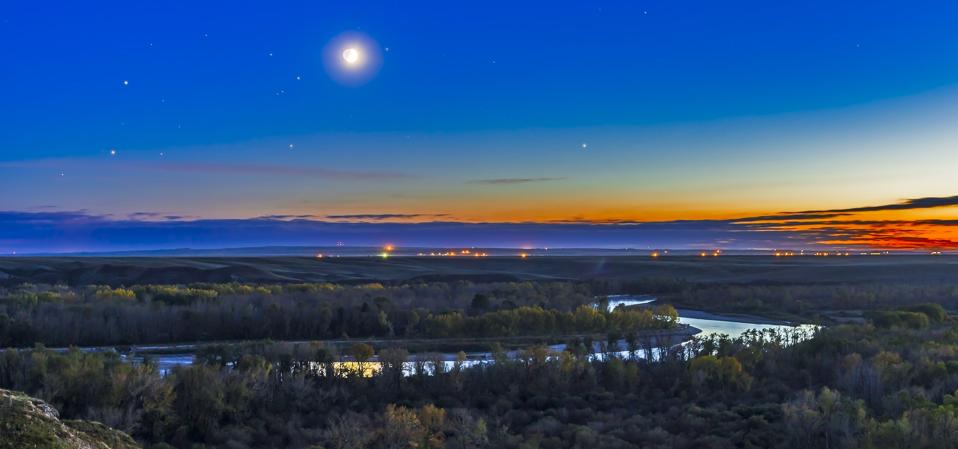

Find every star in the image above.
[268,52,273,57]
[295,75,302,80]
[122,80,129,86]
[110,149,117,156]
[581,143,588,149]
[288,144,295,149]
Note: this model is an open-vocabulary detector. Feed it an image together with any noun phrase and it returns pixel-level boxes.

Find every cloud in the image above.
[467,177,564,185]
[129,212,163,218]
[5,191,958,253]
[0,210,805,253]
[733,212,851,222]
[325,213,449,221]
[256,214,321,220]
[792,195,958,214]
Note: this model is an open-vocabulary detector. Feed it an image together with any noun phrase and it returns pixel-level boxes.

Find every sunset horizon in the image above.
[4,2,958,253]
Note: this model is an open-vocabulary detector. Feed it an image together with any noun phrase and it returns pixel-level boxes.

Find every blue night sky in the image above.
[3,1,958,253]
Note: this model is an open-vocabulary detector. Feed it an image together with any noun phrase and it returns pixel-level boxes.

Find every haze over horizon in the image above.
[3,1,958,253]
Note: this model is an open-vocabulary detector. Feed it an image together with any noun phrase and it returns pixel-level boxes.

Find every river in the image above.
[73,294,814,375]
[606,294,817,338]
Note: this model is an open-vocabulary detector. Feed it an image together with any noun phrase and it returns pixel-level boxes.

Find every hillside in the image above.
[0,389,140,449]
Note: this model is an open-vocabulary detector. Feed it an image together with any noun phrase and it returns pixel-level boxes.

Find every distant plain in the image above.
[1,255,954,286]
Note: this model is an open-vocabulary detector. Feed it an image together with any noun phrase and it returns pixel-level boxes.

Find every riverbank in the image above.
[676,308,793,326]
[37,323,702,359]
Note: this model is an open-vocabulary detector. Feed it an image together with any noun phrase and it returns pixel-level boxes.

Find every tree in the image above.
[171,365,226,442]
[382,404,427,449]
[447,408,489,449]
[379,347,410,393]
[470,294,491,313]
[321,412,373,449]
[350,343,375,377]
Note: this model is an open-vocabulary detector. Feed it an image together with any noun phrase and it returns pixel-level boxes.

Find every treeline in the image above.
[0,281,677,347]
[0,281,594,310]
[1,303,955,448]
[599,277,958,318]
[417,304,677,338]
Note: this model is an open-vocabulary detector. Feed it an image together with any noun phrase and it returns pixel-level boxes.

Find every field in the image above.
[1,255,955,286]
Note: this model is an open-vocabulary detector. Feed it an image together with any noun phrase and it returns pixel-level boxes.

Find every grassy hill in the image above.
[0,389,139,449]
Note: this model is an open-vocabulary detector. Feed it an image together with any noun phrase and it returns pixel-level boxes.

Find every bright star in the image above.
[110,149,117,156]
[122,80,129,86]
[581,143,588,149]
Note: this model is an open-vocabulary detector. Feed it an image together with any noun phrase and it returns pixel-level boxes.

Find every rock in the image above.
[0,389,141,449]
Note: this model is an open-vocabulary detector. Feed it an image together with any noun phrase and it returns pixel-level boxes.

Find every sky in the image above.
[2,1,958,253]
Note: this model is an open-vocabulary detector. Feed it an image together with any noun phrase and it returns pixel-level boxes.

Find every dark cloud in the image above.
[256,214,321,220]
[126,212,196,221]
[0,210,805,254]
[325,213,449,221]
[467,177,564,185]
[915,220,958,226]
[5,197,958,253]
[129,212,162,218]
[734,212,850,222]
[793,195,958,214]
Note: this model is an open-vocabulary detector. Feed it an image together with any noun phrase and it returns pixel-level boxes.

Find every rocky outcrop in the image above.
[0,389,140,449]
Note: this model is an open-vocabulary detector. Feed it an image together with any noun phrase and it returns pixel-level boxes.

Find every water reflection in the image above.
[106,294,815,376]
[602,294,816,339]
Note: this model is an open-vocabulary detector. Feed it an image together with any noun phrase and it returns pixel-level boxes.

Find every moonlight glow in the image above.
[323,32,382,86]
[342,47,360,65]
